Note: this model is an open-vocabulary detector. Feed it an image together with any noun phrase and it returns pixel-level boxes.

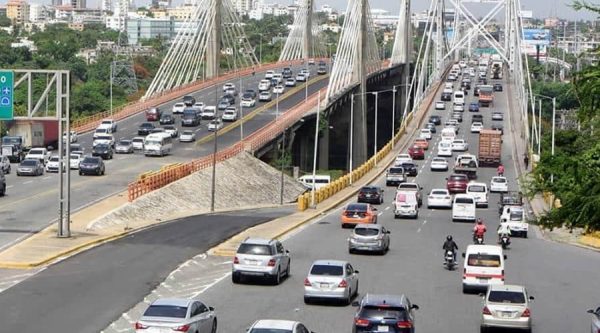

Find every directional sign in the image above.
[0,71,14,120]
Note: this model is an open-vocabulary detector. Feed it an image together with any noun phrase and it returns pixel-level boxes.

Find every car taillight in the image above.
[268,259,276,267]
[172,324,190,332]
[397,320,413,328]
[304,278,311,286]
[482,306,492,315]
[233,256,239,264]
[338,280,348,288]
[521,308,531,317]
[354,318,370,327]
[134,322,148,329]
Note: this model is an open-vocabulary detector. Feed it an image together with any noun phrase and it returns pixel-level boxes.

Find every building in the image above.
[11,37,37,51]
[76,48,97,64]
[69,0,86,9]
[101,0,111,13]
[167,5,196,21]
[233,0,253,13]
[126,16,176,45]
[0,5,7,18]
[29,4,48,22]
[320,22,341,33]
[7,0,30,25]
[544,17,560,28]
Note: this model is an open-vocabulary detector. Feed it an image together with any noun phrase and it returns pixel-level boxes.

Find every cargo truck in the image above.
[2,119,59,152]
[478,129,502,166]
[478,85,494,107]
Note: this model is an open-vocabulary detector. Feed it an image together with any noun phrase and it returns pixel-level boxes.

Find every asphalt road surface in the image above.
[0,206,295,332]
[0,65,328,250]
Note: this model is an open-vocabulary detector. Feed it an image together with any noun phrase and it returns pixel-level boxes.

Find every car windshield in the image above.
[450,175,466,181]
[488,291,525,304]
[29,149,44,154]
[82,157,98,163]
[143,305,187,318]
[310,264,343,276]
[145,139,162,145]
[493,178,506,183]
[360,306,408,320]
[21,160,37,166]
[467,254,501,267]
[468,185,486,192]
[455,197,474,204]
[118,140,131,145]
[354,228,380,236]
[96,136,111,141]
[388,167,404,174]
[431,190,448,195]
[242,93,253,99]
[237,244,273,255]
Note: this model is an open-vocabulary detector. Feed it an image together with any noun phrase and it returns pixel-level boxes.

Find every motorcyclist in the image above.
[473,218,487,242]
[497,223,512,243]
[497,164,505,176]
[442,235,458,262]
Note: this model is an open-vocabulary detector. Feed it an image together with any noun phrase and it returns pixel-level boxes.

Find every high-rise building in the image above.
[233,0,252,13]
[101,0,111,12]
[7,0,30,25]
[70,0,86,9]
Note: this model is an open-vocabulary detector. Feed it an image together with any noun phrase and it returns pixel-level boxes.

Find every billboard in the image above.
[522,28,551,46]
[522,44,547,57]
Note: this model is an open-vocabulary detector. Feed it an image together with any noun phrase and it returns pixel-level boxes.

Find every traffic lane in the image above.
[0,206,296,332]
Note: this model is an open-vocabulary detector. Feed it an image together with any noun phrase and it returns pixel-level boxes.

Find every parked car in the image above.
[135,298,217,333]
[357,186,384,204]
[115,139,134,154]
[179,130,196,142]
[480,285,533,333]
[304,260,359,304]
[231,237,291,285]
[341,203,378,228]
[79,156,105,176]
[348,224,390,254]
[17,159,44,176]
[352,293,419,333]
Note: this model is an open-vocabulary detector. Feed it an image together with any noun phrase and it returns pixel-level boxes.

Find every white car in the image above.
[285,78,296,87]
[131,137,145,150]
[241,96,256,107]
[172,102,185,114]
[93,127,111,139]
[179,130,196,142]
[25,148,50,164]
[419,128,432,140]
[395,154,413,165]
[301,69,310,78]
[207,119,223,131]
[435,101,445,110]
[451,139,469,151]
[427,188,453,209]
[453,104,465,112]
[201,106,216,119]
[69,153,83,169]
[222,107,238,122]
[45,155,63,173]
[437,141,453,157]
[62,131,78,143]
[273,85,285,94]
[490,176,508,192]
[247,320,312,333]
[193,102,205,112]
[471,122,483,133]
[259,91,272,102]
[466,182,489,207]
[452,194,477,222]
[265,70,274,79]
[296,73,306,82]
[135,298,216,333]
[164,126,178,138]
[93,134,115,148]
[222,82,235,92]
[97,119,117,133]
[430,157,448,171]
[258,79,271,91]
[500,205,528,237]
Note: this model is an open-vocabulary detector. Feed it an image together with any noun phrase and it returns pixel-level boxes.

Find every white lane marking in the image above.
[378,212,383,216]
[6,185,13,189]
[22,181,32,184]
[385,206,390,210]
[423,220,427,225]
[417,227,421,233]
[42,176,51,180]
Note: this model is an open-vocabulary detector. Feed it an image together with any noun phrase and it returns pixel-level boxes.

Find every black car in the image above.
[472,114,483,123]
[492,123,504,134]
[159,113,175,125]
[352,293,419,333]
[429,115,441,125]
[425,122,437,133]
[401,162,418,177]
[79,156,105,176]
[441,92,452,101]
[461,86,469,96]
[493,83,503,91]
[357,186,384,204]
[461,80,471,90]
[244,89,257,99]
[182,95,196,106]
[138,122,155,135]
[473,86,480,96]
[452,112,463,123]
[92,143,113,160]
[282,67,293,78]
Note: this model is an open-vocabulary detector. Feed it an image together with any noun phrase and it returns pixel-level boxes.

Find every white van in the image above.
[298,174,331,190]
[462,245,506,293]
[143,133,173,157]
[452,194,476,222]
[466,182,489,207]
[453,91,465,105]
[441,127,457,142]
[393,191,419,219]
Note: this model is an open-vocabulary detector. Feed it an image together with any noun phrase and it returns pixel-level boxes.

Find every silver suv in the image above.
[232,238,291,285]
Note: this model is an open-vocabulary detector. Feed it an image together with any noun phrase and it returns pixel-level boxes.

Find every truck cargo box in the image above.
[478,129,502,166]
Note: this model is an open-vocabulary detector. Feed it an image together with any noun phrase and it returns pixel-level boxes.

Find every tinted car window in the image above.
[237,244,273,255]
[21,160,37,166]
[354,228,379,236]
[360,305,408,320]
[310,264,343,276]
[346,203,367,212]
[361,187,378,193]
[455,197,474,204]
[450,175,467,181]
[82,157,99,163]
[468,185,486,192]
[388,167,404,174]
[467,254,501,267]
[143,305,188,318]
[488,291,525,304]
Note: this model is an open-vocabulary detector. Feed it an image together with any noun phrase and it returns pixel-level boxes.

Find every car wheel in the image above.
[303,296,312,304]
[79,171,82,176]
[341,223,347,229]
[210,319,217,333]
[462,285,469,293]
[232,273,241,284]
[0,185,5,196]
[345,289,352,305]
[272,268,281,285]
[285,261,291,277]
[479,326,487,333]
[349,248,354,254]
[523,231,528,238]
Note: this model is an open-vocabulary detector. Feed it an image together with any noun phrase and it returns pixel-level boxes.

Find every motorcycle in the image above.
[500,235,511,249]
[445,250,456,270]
[473,233,484,244]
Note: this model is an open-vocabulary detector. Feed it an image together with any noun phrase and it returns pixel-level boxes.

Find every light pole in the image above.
[109,62,114,118]
[279,127,287,205]
[310,90,321,208]
[349,94,354,185]
[372,91,379,166]
[276,89,280,119]
[534,94,556,183]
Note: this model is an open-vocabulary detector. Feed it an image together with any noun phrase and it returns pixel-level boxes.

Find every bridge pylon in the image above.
[279,0,326,61]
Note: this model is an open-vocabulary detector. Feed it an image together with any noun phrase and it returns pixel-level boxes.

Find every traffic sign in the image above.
[0,70,14,120]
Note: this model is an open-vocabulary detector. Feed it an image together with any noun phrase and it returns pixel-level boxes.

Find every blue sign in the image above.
[0,71,14,120]
[523,29,551,46]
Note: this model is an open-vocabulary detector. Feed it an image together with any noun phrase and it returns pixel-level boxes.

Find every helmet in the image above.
[477,218,483,224]
[447,235,453,241]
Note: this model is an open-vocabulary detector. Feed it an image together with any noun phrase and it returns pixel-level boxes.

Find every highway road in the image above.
[174,75,598,332]
[0,65,328,250]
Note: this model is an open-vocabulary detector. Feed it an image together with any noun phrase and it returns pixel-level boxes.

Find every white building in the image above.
[370,8,398,27]
[11,38,37,51]
[29,3,48,22]
[319,4,333,15]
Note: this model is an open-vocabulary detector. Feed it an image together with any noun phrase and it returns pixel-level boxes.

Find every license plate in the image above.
[353,214,359,218]
[366,194,371,197]
[501,311,513,318]
[377,325,389,332]
[246,260,258,265]
[478,278,489,283]
[319,283,329,288]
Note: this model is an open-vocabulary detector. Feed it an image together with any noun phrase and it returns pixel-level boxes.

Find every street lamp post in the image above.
[310,90,321,208]
[109,63,113,118]
[372,91,379,166]
[280,128,286,205]
[349,94,354,185]
[391,86,396,149]
[551,97,556,183]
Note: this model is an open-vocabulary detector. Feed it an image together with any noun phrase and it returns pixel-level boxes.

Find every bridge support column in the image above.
[318,122,330,170]
[352,0,369,167]
[206,0,222,79]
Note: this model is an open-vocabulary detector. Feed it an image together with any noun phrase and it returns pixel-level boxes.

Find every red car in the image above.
[408,146,425,160]
[446,174,469,193]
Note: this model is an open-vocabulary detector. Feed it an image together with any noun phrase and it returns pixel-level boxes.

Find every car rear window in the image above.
[388,167,404,174]
[431,190,448,195]
[354,228,379,236]
[450,175,467,181]
[346,203,367,212]
[468,185,486,192]
[237,244,273,255]
[467,254,501,267]
[455,197,474,204]
[510,210,524,221]
[143,305,188,318]
[249,329,292,333]
[488,291,525,304]
[82,157,98,163]
[21,160,37,166]
[360,305,408,320]
[361,187,378,193]
[493,178,506,183]
[310,264,343,276]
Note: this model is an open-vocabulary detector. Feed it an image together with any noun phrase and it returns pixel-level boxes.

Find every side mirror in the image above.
[504,255,508,260]
[461,252,466,258]
[354,270,359,274]
[209,306,215,311]
[351,301,360,307]
[386,231,391,234]
[285,250,290,254]
[587,309,595,314]
[529,296,535,301]
[420,186,423,190]
[411,304,419,310]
